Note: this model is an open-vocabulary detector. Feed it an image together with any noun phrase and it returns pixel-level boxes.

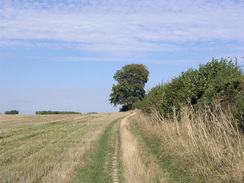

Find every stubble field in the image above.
[0,113,128,183]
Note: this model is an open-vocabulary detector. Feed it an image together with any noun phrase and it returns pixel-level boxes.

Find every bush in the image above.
[5,110,19,114]
[119,105,130,112]
[87,112,98,114]
[133,58,243,127]
[233,90,244,131]
[133,85,165,113]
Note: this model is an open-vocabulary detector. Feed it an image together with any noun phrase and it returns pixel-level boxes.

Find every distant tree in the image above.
[109,64,149,111]
[5,110,19,114]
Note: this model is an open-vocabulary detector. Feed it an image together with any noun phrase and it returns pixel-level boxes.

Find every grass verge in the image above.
[130,118,189,182]
[131,106,244,183]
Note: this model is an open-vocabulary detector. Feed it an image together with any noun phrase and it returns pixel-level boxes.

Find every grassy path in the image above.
[74,111,167,183]
[120,112,171,183]
[120,112,151,183]
[73,118,120,182]
[73,113,127,183]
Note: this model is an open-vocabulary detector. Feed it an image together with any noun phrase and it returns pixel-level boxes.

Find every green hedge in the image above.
[133,58,243,128]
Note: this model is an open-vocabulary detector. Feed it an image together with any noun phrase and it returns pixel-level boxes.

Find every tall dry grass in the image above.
[135,104,244,182]
[121,112,171,183]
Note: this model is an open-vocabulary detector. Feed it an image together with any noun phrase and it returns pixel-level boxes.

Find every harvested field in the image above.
[0,113,127,183]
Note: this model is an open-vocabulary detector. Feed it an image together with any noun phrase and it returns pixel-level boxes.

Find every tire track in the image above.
[120,112,152,183]
[112,135,119,183]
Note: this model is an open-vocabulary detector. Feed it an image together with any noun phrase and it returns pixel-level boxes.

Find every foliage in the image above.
[133,58,243,126]
[132,85,165,113]
[36,111,81,115]
[233,89,244,131]
[4,110,19,114]
[110,64,149,111]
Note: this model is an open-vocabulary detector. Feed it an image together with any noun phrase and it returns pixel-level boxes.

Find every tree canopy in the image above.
[109,64,149,111]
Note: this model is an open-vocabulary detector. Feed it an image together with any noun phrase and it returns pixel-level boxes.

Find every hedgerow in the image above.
[36,111,82,115]
[4,110,19,114]
[133,58,243,129]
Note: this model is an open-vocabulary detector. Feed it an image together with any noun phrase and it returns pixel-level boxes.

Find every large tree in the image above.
[109,64,149,111]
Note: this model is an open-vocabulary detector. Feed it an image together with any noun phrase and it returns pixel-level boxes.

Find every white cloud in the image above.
[0,0,244,54]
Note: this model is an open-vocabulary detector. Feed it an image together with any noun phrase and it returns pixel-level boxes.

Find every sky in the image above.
[0,0,244,114]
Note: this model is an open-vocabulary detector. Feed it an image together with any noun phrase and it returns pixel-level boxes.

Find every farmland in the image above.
[1,110,243,183]
[0,113,128,183]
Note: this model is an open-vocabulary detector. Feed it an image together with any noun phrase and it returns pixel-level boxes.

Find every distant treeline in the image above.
[36,111,82,115]
[4,110,19,114]
[133,58,244,129]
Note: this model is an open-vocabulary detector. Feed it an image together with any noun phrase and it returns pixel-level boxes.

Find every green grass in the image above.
[73,118,122,183]
[117,122,124,183]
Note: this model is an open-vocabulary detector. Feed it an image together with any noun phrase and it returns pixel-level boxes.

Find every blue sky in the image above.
[0,0,244,114]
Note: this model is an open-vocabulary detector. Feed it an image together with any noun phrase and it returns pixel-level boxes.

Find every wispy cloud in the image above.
[0,0,243,54]
[54,87,70,91]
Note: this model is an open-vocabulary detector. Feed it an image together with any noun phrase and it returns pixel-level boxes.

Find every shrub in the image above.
[119,105,130,112]
[233,90,244,131]
[133,58,243,127]
[133,85,165,113]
